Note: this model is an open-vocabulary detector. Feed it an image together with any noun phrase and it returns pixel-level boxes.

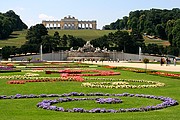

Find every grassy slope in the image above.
[0,30,170,48]
[0,30,116,48]
[0,30,27,48]
[48,29,116,41]
[0,64,179,120]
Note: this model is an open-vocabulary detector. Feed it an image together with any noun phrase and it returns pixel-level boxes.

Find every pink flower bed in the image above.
[46,70,120,76]
[7,76,84,84]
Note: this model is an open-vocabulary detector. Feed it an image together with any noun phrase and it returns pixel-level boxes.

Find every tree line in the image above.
[90,30,179,56]
[90,30,144,54]
[103,8,180,50]
[0,10,28,39]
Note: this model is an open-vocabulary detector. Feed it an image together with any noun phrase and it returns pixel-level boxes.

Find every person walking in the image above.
[174,58,176,66]
[160,58,164,66]
[166,57,169,66]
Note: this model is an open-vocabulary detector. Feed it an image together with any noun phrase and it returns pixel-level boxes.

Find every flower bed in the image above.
[0,66,14,70]
[25,65,89,68]
[24,73,40,77]
[45,70,120,76]
[150,72,180,79]
[0,66,21,73]
[120,67,146,73]
[0,92,178,113]
[96,98,122,104]
[6,76,84,84]
[82,78,165,89]
[36,92,178,113]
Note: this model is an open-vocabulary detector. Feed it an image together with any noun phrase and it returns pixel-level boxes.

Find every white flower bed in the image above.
[24,73,40,77]
[82,78,165,89]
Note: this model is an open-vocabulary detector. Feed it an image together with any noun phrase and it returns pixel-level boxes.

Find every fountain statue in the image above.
[67,41,109,60]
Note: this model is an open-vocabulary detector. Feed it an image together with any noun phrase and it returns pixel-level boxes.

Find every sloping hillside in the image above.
[0,30,116,48]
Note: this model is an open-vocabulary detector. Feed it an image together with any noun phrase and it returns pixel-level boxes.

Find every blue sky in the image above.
[0,0,179,29]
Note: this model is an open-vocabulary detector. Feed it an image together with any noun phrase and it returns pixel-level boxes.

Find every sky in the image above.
[0,0,179,29]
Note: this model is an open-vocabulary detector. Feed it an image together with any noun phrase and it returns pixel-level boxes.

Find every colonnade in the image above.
[42,16,97,30]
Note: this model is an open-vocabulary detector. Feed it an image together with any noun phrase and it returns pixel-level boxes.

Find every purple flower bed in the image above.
[0,92,177,113]
[96,98,122,104]
[0,66,13,70]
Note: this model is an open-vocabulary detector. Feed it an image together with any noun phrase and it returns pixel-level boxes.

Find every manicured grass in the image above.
[0,30,27,48]
[0,63,179,120]
[0,30,116,48]
[48,29,117,41]
[1,29,171,48]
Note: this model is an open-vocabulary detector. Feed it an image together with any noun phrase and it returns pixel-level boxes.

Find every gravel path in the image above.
[83,61,180,72]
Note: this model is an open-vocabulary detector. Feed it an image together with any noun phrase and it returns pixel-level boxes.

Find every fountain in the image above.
[67,41,109,61]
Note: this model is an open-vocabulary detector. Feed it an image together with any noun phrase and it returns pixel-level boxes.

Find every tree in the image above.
[53,31,61,47]
[26,24,48,44]
[102,25,110,30]
[61,35,68,47]
[1,17,13,39]
[91,35,109,49]
[155,24,166,39]
[20,44,30,55]
[172,19,180,48]
[41,35,56,53]
[91,30,141,54]
[0,10,27,39]
[166,20,175,45]
[4,10,28,30]
[1,46,16,59]
[147,44,159,54]
[103,8,180,41]
[68,35,86,49]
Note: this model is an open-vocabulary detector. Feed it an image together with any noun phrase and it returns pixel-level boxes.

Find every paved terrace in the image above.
[0,60,179,72]
[82,61,180,72]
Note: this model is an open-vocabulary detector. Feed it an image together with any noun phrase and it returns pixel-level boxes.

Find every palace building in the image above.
[42,15,97,30]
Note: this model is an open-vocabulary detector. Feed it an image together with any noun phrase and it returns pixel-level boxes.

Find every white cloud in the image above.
[38,14,55,20]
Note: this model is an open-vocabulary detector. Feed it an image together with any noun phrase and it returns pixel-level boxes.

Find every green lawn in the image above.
[0,30,27,48]
[0,30,116,48]
[0,30,170,48]
[0,63,179,120]
[48,29,116,41]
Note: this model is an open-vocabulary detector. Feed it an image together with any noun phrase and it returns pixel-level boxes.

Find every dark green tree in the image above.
[41,35,56,53]
[4,10,28,30]
[26,24,48,44]
[53,31,61,47]
[155,24,167,39]
[1,46,16,59]
[61,34,68,47]
[166,20,175,45]
[172,19,180,48]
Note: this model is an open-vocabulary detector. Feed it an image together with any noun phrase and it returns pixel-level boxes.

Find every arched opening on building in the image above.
[71,23,75,29]
[64,23,68,29]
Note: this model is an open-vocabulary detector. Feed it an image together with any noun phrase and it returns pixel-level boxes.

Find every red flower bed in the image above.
[150,72,180,79]
[7,80,25,84]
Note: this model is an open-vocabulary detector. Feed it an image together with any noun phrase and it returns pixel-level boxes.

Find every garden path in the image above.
[82,61,180,72]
